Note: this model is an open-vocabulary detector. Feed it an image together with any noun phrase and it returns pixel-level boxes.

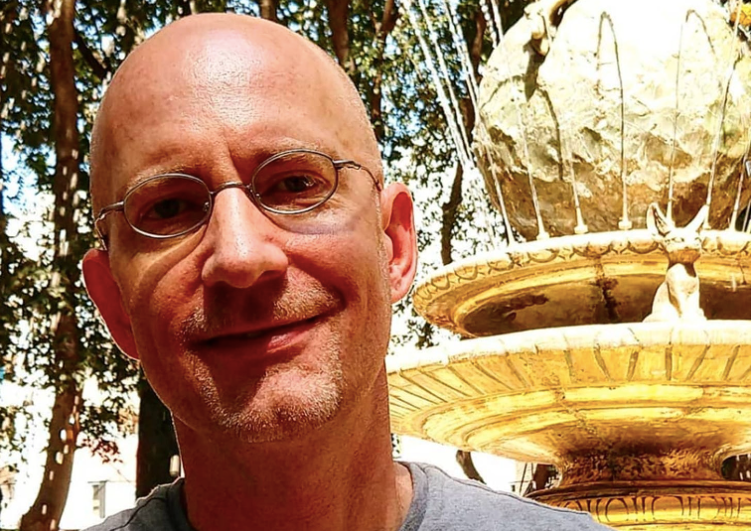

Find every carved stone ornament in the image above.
[412,230,750,337]
[644,204,708,323]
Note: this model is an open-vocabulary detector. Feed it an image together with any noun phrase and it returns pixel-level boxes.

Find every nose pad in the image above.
[200,187,289,289]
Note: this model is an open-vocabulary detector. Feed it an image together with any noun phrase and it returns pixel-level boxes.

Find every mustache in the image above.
[180,279,343,343]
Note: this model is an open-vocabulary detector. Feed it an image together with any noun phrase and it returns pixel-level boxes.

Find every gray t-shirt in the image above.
[86,462,609,531]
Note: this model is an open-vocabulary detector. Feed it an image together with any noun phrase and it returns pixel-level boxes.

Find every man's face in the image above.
[84,24,416,443]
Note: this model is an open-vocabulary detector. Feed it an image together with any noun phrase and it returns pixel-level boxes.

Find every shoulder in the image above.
[83,481,182,531]
[402,462,609,531]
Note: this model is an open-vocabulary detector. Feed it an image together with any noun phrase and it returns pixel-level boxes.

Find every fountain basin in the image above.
[530,481,751,529]
[413,230,751,336]
[387,321,751,528]
[388,321,750,464]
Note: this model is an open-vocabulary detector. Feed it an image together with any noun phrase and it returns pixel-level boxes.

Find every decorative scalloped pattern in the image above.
[413,231,751,333]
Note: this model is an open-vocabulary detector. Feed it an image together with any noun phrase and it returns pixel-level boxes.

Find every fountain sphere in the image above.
[474,0,750,239]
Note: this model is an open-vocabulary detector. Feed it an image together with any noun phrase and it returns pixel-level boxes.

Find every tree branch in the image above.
[73,29,109,81]
[367,0,398,141]
[380,0,398,34]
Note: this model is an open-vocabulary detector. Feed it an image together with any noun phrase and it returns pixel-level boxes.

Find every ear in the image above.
[646,203,672,236]
[82,249,140,360]
[686,204,709,233]
[379,183,418,303]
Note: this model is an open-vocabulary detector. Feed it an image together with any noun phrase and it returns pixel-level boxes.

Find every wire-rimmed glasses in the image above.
[94,149,381,250]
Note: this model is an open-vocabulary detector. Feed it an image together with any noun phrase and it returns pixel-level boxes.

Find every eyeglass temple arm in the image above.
[95,201,125,221]
[334,160,383,191]
[94,201,125,251]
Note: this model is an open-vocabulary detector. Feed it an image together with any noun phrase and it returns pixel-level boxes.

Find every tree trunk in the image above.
[176,0,195,17]
[441,165,464,265]
[531,463,553,492]
[19,1,83,530]
[0,8,12,356]
[456,449,485,484]
[0,93,8,299]
[323,0,354,75]
[722,454,751,482]
[19,388,81,531]
[136,374,180,498]
[256,0,278,22]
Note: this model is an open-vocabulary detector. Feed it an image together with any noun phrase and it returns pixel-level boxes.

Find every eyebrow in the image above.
[112,164,195,202]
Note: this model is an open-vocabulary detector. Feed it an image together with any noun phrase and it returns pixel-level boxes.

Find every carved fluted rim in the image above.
[387,321,751,463]
[529,480,751,529]
[387,320,751,374]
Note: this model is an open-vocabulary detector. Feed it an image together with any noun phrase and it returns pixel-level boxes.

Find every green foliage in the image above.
[1,0,140,468]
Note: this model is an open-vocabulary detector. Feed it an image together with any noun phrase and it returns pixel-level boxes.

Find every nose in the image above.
[200,187,289,289]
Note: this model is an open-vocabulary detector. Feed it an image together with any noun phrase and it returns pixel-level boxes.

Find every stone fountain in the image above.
[388,0,751,528]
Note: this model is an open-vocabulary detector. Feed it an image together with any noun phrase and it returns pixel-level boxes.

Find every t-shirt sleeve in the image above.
[83,481,191,531]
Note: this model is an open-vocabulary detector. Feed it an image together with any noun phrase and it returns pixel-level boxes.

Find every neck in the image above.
[176,370,413,531]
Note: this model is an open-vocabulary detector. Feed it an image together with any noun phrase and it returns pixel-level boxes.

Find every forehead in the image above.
[93,28,358,206]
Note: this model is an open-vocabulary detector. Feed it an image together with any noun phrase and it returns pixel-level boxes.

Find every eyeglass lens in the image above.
[254,151,337,212]
[123,151,338,237]
[124,175,211,237]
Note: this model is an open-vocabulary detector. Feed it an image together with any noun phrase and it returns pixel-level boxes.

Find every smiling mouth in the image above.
[202,315,323,350]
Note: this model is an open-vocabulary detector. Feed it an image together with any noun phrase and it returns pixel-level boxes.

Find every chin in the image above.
[204,363,345,444]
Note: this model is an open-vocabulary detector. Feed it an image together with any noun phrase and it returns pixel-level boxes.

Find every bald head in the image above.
[90,14,380,213]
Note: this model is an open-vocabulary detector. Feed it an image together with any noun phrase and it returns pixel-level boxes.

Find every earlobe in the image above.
[82,249,140,360]
[380,183,418,303]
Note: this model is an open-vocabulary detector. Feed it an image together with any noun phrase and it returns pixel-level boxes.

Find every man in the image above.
[83,13,609,531]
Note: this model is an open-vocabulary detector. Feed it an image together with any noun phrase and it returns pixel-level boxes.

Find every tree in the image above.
[18,1,85,529]
[2,2,139,529]
[135,375,179,498]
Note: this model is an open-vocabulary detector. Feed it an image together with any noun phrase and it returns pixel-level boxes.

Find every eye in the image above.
[135,193,208,223]
[271,175,322,194]
[124,176,211,237]
[252,152,338,212]
[147,198,192,220]
[255,171,335,212]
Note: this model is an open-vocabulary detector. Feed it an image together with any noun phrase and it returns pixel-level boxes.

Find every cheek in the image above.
[116,244,204,361]
[130,267,207,409]
[114,232,203,309]
[297,230,393,358]
[292,221,390,304]
[116,209,390,369]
